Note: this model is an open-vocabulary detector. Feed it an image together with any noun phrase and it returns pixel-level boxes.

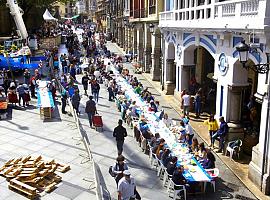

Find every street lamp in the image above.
[149,23,155,34]
[148,23,162,38]
[236,40,269,74]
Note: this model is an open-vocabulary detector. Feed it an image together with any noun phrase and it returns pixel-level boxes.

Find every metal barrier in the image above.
[53,75,102,200]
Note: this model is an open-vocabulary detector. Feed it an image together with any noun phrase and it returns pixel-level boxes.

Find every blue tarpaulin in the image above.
[0,55,39,70]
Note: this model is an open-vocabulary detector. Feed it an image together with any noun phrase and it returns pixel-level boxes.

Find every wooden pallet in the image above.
[56,162,71,173]
[0,155,70,198]
[9,179,37,199]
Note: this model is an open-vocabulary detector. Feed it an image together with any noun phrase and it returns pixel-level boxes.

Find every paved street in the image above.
[0,99,96,199]
[74,42,258,200]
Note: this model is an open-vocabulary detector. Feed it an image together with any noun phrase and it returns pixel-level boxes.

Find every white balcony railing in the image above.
[159,0,263,29]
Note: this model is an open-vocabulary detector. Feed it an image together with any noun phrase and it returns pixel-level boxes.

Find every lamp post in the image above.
[236,40,269,74]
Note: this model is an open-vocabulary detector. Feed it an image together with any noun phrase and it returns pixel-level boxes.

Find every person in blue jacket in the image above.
[212,117,229,153]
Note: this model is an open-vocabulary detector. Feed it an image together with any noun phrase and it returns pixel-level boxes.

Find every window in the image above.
[149,0,156,14]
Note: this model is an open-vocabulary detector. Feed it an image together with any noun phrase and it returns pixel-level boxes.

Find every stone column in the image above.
[164,59,176,95]
[117,26,121,46]
[144,24,152,73]
[137,26,144,66]
[120,27,124,48]
[151,33,161,81]
[195,46,203,84]
[226,85,245,145]
[133,27,137,55]
[128,28,133,54]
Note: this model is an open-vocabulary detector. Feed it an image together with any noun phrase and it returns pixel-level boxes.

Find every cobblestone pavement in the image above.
[72,41,258,200]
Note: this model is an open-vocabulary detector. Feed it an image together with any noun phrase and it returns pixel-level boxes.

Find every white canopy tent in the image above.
[43,9,58,21]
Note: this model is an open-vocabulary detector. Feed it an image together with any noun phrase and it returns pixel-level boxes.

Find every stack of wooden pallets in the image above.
[0,155,70,199]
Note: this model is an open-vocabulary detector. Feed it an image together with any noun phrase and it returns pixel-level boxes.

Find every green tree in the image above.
[0,0,75,20]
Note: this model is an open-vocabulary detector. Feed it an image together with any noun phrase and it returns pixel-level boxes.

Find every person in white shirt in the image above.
[182,92,190,116]
[162,113,172,127]
[185,122,194,142]
[118,170,140,200]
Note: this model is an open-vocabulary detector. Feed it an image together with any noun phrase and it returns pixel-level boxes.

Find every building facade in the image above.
[125,0,164,81]
[159,0,270,195]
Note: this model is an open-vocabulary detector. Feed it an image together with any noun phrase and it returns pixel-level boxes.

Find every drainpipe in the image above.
[261,53,270,193]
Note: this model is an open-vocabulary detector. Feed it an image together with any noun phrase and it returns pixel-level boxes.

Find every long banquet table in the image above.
[113,69,212,184]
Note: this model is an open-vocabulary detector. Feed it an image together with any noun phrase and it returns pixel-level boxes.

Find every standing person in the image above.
[81,72,90,95]
[108,85,115,101]
[204,114,219,147]
[61,90,68,114]
[113,119,127,155]
[30,76,36,98]
[70,64,76,80]
[112,155,128,186]
[182,92,190,116]
[17,83,25,107]
[23,69,31,85]
[85,95,97,128]
[118,170,141,200]
[8,82,18,106]
[212,116,229,153]
[23,84,31,106]
[71,90,81,114]
[91,80,100,103]
[194,89,202,118]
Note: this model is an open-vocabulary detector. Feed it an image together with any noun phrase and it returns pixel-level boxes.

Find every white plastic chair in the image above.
[226,140,242,160]
[167,179,186,200]
[204,168,219,192]
[150,151,159,170]
[157,160,166,179]
[163,170,172,187]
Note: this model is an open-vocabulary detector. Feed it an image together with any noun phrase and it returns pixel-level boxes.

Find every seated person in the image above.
[150,133,161,147]
[127,101,139,118]
[197,142,207,160]
[172,165,187,189]
[152,138,165,154]
[148,100,157,112]
[140,124,151,139]
[166,156,178,176]
[162,113,173,128]
[182,114,190,125]
[156,142,165,160]
[202,151,216,169]
[185,134,192,146]
[134,83,143,94]
[185,121,194,142]
[178,121,187,142]
[161,148,172,168]
[191,137,199,153]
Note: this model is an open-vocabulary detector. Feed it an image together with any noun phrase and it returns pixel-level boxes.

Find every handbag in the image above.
[108,166,116,177]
